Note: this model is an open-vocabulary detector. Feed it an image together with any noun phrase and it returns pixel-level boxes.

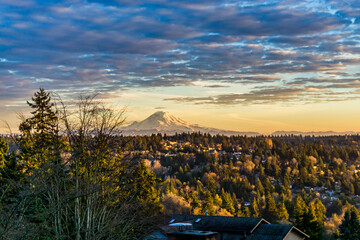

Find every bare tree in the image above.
[56,95,127,239]
[59,95,162,239]
[2,90,162,239]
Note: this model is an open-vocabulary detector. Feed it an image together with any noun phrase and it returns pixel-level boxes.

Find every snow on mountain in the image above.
[121,111,260,136]
[123,111,193,133]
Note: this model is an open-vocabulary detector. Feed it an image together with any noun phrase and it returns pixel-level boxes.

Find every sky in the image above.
[1,0,360,134]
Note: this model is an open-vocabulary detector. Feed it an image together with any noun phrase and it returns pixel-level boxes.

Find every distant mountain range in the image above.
[120,111,359,136]
[121,111,260,136]
[271,131,358,136]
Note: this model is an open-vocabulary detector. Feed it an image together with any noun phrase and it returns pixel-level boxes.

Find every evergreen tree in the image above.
[305,198,326,240]
[25,88,57,133]
[17,88,67,238]
[126,160,163,215]
[243,206,251,217]
[214,194,222,207]
[277,200,289,221]
[207,176,217,196]
[294,195,325,240]
[19,88,60,166]
[236,207,244,217]
[0,136,8,170]
[251,198,260,217]
[190,192,200,211]
[0,137,23,237]
[264,193,277,221]
[259,164,265,179]
[0,136,22,187]
[232,192,239,213]
[256,178,265,196]
[294,195,307,229]
[283,173,291,190]
[202,190,215,215]
[339,206,360,240]
[221,189,235,214]
[264,178,274,194]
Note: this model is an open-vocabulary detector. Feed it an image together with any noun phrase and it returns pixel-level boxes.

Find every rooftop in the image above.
[170,214,270,233]
[247,224,309,240]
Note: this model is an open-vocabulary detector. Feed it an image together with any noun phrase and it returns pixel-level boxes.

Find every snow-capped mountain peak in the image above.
[121,111,260,136]
[146,111,186,125]
[123,111,191,131]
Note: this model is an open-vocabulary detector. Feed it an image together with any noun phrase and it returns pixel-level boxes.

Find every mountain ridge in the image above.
[271,130,358,136]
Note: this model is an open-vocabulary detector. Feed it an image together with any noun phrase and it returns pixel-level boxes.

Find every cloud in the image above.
[200,6,349,37]
[325,71,360,77]
[0,0,360,106]
[204,84,229,88]
[164,83,360,105]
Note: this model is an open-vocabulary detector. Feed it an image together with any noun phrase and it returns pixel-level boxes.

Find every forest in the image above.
[1,88,360,239]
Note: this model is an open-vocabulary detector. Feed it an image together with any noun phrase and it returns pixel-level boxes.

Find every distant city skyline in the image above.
[1,0,360,134]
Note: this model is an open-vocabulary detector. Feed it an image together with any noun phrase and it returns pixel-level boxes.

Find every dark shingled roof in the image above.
[170,214,269,233]
[144,231,168,240]
[168,230,218,236]
[246,224,308,240]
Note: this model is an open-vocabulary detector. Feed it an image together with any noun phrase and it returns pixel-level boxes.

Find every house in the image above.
[145,215,309,240]
[247,224,308,240]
